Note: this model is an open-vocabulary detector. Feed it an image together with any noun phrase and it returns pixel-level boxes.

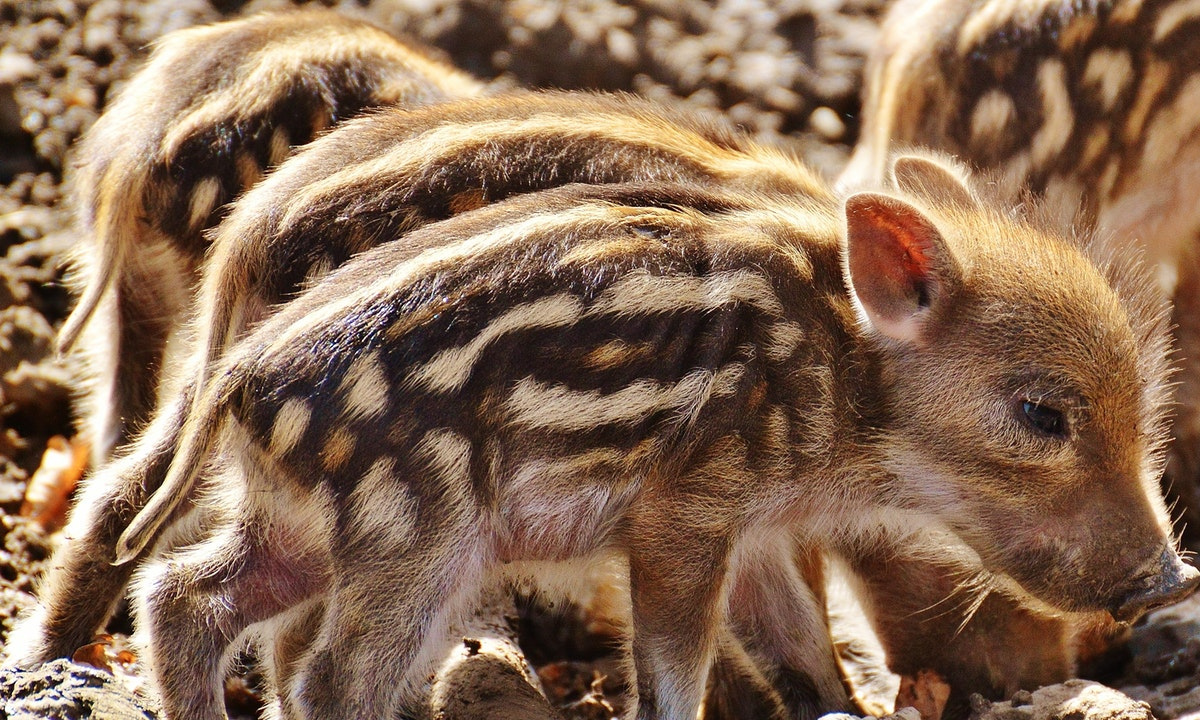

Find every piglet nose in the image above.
[1110,548,1200,623]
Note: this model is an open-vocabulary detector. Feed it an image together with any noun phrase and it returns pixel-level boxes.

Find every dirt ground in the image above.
[0,1,1199,719]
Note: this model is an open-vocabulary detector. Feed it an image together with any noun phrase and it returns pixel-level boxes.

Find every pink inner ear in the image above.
[861,203,933,300]
[845,192,949,340]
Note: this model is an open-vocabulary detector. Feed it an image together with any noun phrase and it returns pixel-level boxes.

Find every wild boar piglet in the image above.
[5,90,829,671]
[837,0,1200,697]
[4,11,483,668]
[122,157,1195,720]
[58,9,482,464]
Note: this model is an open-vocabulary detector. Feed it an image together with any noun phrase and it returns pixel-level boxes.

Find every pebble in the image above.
[810,105,846,140]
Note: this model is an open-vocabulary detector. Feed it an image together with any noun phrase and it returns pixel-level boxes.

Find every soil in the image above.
[0,1,1197,719]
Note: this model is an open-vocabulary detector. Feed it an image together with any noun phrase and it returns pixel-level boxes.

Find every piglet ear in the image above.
[891,154,977,208]
[843,192,960,342]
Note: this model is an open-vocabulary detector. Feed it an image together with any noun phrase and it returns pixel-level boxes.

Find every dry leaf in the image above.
[20,435,89,531]
[70,633,141,675]
[72,639,112,672]
[896,669,951,720]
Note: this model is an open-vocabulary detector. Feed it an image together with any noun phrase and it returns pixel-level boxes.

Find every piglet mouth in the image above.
[1108,548,1200,624]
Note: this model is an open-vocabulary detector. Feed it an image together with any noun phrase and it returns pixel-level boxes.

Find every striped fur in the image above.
[59,9,484,464]
[7,9,485,676]
[123,157,1187,720]
[845,0,1200,252]
[17,35,1194,717]
[112,89,830,566]
[187,90,826,406]
[11,84,833,704]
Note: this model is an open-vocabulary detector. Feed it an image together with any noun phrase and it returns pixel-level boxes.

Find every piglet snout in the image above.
[1109,547,1200,623]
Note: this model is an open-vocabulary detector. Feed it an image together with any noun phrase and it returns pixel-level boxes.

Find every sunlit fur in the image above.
[839,0,1200,703]
[13,28,1194,717]
[57,8,484,465]
[122,154,1185,720]
[843,0,1200,509]
[7,10,486,671]
[12,86,836,677]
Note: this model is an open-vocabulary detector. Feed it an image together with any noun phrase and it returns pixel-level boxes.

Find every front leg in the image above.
[626,509,733,720]
[713,539,857,720]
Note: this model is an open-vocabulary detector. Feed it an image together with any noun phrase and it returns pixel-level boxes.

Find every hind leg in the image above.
[74,239,191,465]
[4,389,197,666]
[256,599,327,720]
[3,466,143,664]
[286,520,486,719]
[106,246,194,456]
[136,516,330,720]
[711,539,855,720]
[134,454,332,720]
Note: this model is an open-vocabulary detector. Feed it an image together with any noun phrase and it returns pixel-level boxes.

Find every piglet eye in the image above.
[1021,400,1068,438]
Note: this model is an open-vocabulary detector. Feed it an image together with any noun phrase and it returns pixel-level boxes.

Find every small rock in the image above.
[0,53,40,85]
[971,680,1153,720]
[0,658,161,720]
[605,27,638,66]
[809,105,846,141]
[885,706,924,720]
